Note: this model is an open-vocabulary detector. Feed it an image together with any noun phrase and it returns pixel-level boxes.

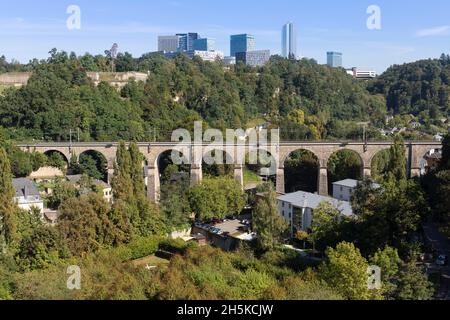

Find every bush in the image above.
[128,236,161,260]
[159,238,193,255]
[114,245,133,262]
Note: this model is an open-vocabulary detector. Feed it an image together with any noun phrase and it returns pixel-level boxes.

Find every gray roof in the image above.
[66,174,83,184]
[332,179,359,188]
[278,191,353,217]
[13,178,40,198]
[332,179,381,189]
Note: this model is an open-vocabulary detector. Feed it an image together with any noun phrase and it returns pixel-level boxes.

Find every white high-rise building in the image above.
[282,22,297,59]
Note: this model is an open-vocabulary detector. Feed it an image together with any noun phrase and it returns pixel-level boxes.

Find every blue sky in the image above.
[1,0,450,72]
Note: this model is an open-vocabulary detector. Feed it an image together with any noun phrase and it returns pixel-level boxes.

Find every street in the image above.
[423,222,450,299]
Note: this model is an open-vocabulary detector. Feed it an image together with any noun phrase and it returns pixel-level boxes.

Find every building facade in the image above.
[278,191,353,237]
[346,67,377,80]
[223,56,236,66]
[13,178,44,214]
[282,22,297,59]
[332,179,381,202]
[235,50,271,67]
[158,35,181,52]
[188,50,224,62]
[193,38,215,51]
[177,33,200,51]
[230,34,255,57]
[327,52,343,68]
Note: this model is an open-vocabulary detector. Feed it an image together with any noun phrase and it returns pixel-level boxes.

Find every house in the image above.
[434,133,444,142]
[94,180,113,204]
[29,166,65,195]
[278,191,353,237]
[66,175,113,204]
[332,179,381,202]
[409,121,421,129]
[423,149,442,173]
[12,178,44,214]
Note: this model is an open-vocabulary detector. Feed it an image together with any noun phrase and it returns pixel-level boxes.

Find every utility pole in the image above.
[358,122,369,152]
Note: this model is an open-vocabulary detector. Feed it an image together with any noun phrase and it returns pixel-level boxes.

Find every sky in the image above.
[1,0,450,72]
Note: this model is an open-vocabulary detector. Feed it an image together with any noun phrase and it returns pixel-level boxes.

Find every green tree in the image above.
[0,147,18,248]
[189,177,245,221]
[319,242,383,300]
[370,246,402,299]
[310,202,343,251]
[394,261,434,300]
[252,188,287,251]
[47,179,78,210]
[16,225,64,271]
[386,135,407,181]
[129,142,145,198]
[160,178,192,230]
[58,193,119,256]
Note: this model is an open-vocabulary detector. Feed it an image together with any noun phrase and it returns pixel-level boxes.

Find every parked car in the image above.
[436,255,448,266]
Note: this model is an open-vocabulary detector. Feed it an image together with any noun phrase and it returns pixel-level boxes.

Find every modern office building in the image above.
[223,56,236,66]
[193,38,215,51]
[346,67,377,80]
[187,50,224,62]
[235,50,271,67]
[177,33,200,51]
[158,35,181,52]
[230,34,255,57]
[282,22,297,59]
[327,51,343,68]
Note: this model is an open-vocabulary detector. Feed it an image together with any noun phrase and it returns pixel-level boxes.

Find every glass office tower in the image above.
[230,34,255,57]
[193,38,215,51]
[327,52,343,68]
[282,22,297,59]
[176,33,200,51]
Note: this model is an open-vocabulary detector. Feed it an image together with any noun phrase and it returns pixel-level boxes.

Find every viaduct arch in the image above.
[18,141,442,202]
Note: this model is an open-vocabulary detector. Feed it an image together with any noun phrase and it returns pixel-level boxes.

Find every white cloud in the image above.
[416,26,450,37]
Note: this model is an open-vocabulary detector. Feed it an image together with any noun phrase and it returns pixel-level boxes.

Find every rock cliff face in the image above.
[0,71,149,89]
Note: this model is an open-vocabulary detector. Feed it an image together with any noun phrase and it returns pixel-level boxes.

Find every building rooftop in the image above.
[13,178,40,198]
[278,191,353,217]
[332,179,359,188]
[332,179,381,189]
[29,166,64,179]
[66,174,83,185]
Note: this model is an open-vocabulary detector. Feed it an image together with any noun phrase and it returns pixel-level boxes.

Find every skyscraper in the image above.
[327,52,343,68]
[158,35,181,52]
[282,22,297,59]
[235,50,271,67]
[176,33,200,51]
[230,34,255,57]
[193,38,215,51]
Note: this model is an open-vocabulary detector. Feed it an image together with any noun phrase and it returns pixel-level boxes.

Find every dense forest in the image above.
[1,50,449,144]
[0,49,387,142]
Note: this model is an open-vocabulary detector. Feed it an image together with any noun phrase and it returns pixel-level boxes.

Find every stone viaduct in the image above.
[17,141,442,202]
